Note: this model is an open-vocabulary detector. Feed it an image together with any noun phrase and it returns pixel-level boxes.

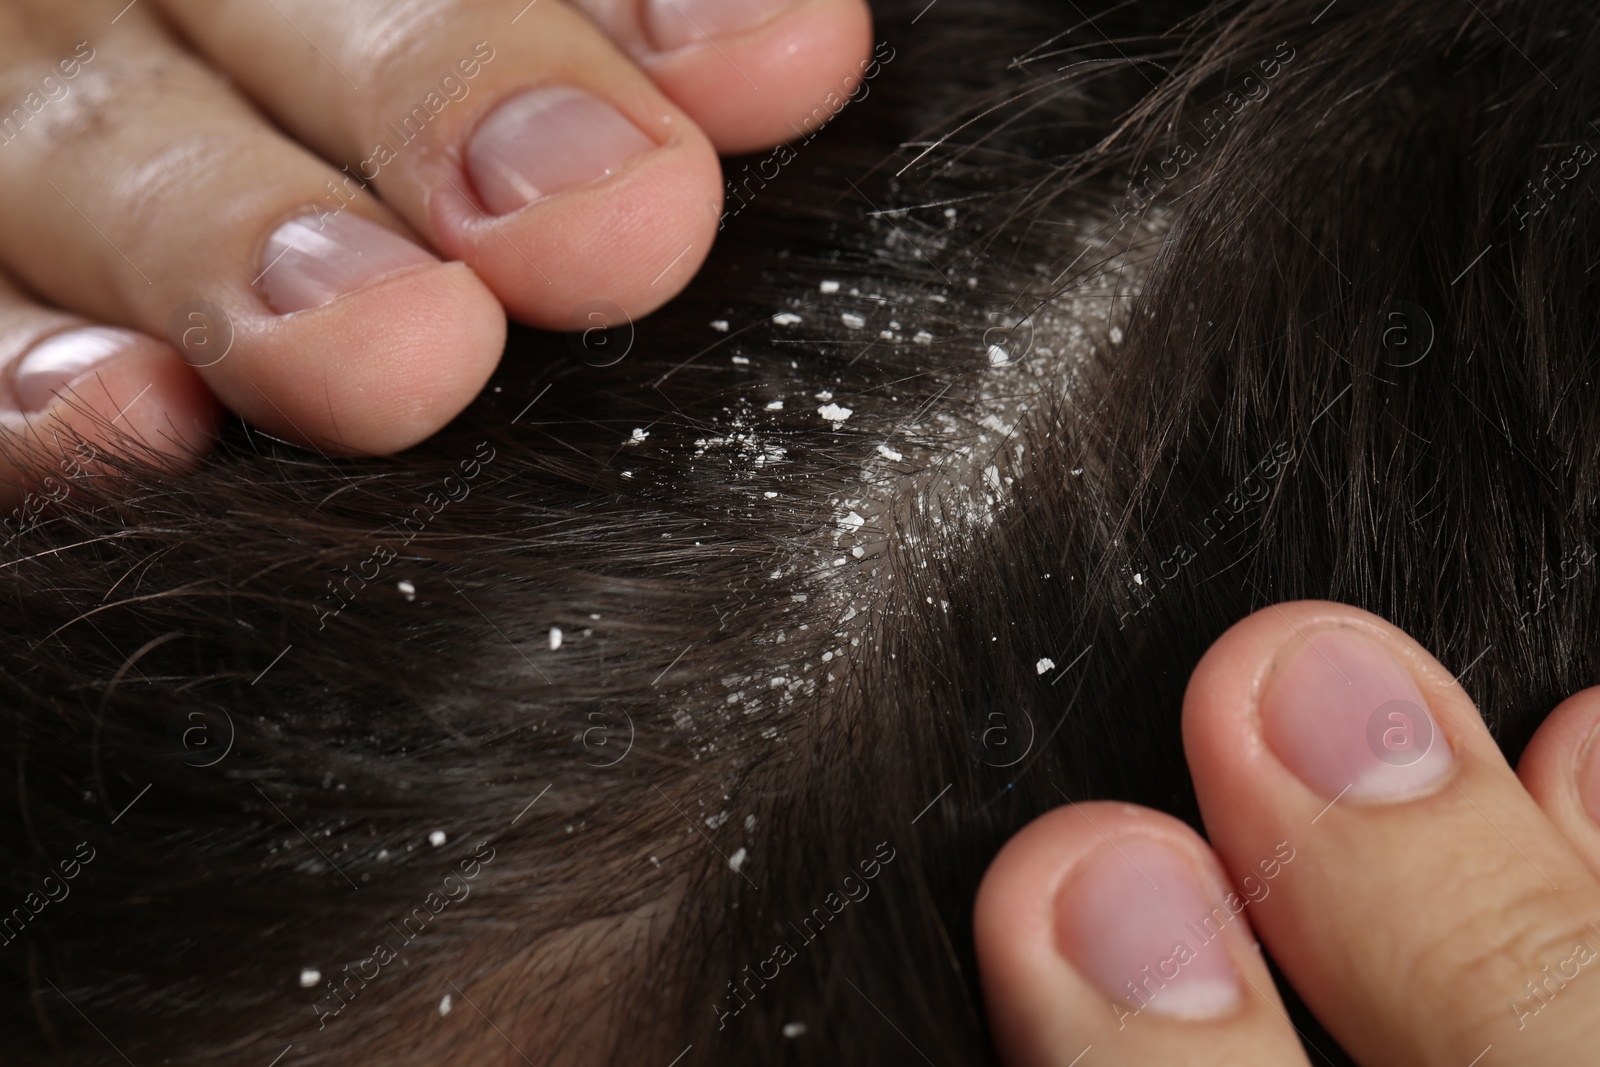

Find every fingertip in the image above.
[979,803,1192,926]
[71,332,225,465]
[225,261,505,454]
[644,0,877,154]
[1518,687,1600,784]
[436,127,721,328]
[1181,600,1479,811]
[1517,686,1600,874]
[0,329,223,510]
[977,803,1249,1067]
[978,802,1208,981]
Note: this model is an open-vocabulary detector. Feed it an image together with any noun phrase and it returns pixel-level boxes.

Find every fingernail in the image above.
[465,87,655,215]
[645,0,796,52]
[257,213,438,314]
[1580,725,1600,827]
[1055,838,1243,1021]
[12,327,139,412]
[1261,627,1454,802]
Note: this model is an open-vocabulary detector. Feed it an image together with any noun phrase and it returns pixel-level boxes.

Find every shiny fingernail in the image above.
[257,213,438,315]
[1055,838,1243,1021]
[12,327,140,413]
[1262,627,1455,802]
[644,0,796,52]
[465,87,654,215]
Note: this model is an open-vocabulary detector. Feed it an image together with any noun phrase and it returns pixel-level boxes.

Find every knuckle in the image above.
[340,0,457,96]
[335,0,502,143]
[1398,868,1598,1032]
[0,50,263,311]
[0,53,185,165]
[348,29,430,93]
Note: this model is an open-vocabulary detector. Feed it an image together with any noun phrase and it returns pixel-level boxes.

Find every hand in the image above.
[976,601,1600,1066]
[0,0,871,505]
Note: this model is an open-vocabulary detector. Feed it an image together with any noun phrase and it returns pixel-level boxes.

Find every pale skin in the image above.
[977,601,1600,1067]
[0,0,872,506]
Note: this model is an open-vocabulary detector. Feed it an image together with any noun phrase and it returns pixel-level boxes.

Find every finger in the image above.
[975,802,1311,1067]
[0,273,219,511]
[0,5,504,454]
[155,0,726,329]
[570,0,876,155]
[1182,600,1600,1067]
[1517,687,1600,882]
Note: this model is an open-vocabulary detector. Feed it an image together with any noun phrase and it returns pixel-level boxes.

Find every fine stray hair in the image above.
[2,0,1598,1063]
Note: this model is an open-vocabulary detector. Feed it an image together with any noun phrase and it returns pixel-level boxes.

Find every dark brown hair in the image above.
[2,0,1596,1062]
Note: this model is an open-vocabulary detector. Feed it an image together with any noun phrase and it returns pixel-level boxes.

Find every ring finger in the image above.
[0,271,218,509]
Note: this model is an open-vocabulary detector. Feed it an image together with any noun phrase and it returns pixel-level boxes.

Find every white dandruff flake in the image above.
[818,403,853,424]
[772,312,802,326]
[841,312,866,329]
[764,491,778,499]
[428,830,447,847]
[876,444,904,462]
[783,1022,808,1038]
[439,994,453,1016]
[622,471,634,479]
[710,319,729,332]
[1133,573,1144,585]
[913,330,933,345]
[1036,658,1056,675]
[397,580,416,601]
[819,280,840,294]
[549,626,563,650]
[1109,325,1125,344]
[731,355,750,365]
[729,847,748,873]
[627,428,648,444]
[299,968,321,988]
[987,344,1011,366]
[840,511,865,532]
[765,399,784,411]
[851,546,864,558]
